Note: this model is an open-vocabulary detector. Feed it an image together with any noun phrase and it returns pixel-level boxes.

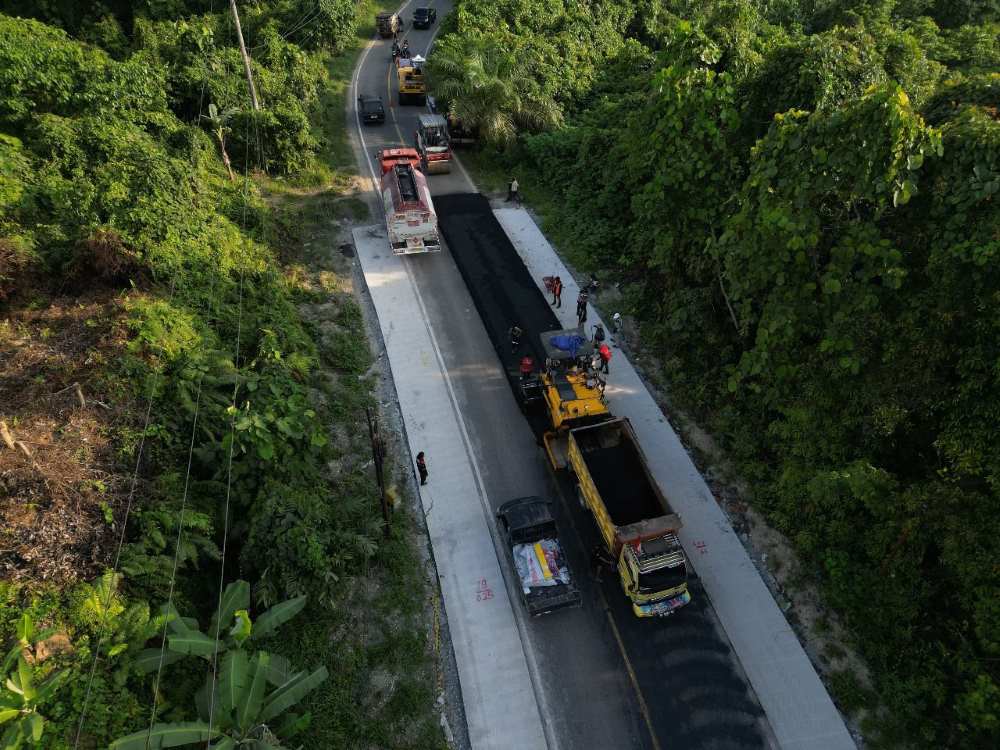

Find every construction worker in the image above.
[509,324,523,354]
[416,451,428,485]
[611,311,622,334]
[598,342,611,374]
[576,290,588,326]
[507,177,520,205]
[550,275,563,308]
[590,350,602,374]
[591,544,614,583]
[401,38,410,58]
[592,323,605,348]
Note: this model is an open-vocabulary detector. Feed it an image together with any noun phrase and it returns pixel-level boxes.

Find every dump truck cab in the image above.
[396,55,426,105]
[415,113,452,174]
[618,530,690,617]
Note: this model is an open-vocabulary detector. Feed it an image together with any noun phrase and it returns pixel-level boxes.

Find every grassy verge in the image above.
[254,7,446,747]
[0,3,445,746]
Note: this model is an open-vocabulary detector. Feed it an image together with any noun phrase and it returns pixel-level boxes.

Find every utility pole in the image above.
[366,405,391,538]
[229,0,261,111]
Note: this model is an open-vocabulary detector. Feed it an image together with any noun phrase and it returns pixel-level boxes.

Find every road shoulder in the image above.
[351,225,548,750]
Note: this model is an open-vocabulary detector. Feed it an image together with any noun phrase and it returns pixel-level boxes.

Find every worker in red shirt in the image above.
[598,342,611,374]
[550,276,563,308]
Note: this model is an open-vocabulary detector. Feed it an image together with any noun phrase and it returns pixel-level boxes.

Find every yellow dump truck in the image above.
[567,418,690,617]
[525,329,691,617]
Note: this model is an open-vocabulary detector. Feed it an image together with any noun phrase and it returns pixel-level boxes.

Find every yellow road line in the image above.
[386,54,407,144]
[599,587,664,750]
[555,486,664,750]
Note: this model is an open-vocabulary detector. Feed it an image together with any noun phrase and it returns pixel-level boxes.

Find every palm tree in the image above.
[428,36,561,145]
[201,103,239,181]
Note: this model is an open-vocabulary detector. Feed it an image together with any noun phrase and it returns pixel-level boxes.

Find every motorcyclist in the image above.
[401,38,411,58]
[391,39,401,58]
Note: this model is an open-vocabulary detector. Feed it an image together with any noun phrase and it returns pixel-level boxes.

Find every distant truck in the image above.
[524,328,691,617]
[414,113,452,174]
[376,11,402,38]
[497,496,581,617]
[396,55,426,105]
[377,147,440,254]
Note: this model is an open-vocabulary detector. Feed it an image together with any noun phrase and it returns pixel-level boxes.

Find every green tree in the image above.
[428,33,561,144]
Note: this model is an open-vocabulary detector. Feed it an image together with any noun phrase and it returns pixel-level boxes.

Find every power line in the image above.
[204,5,264,741]
[73,2,221,744]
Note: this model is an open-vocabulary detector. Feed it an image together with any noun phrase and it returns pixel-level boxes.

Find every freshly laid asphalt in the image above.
[433,190,772,749]
[347,3,784,748]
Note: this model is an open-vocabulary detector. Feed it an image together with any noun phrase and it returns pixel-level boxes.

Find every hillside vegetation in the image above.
[430,0,1000,747]
[0,2,443,748]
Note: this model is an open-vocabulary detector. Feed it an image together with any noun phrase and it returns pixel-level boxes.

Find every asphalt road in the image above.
[350,4,774,748]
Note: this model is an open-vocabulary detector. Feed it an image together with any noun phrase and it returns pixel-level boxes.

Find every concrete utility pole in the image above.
[229,0,261,111]
[365,405,392,538]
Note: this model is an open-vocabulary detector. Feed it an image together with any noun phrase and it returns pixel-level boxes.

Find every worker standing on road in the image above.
[598,342,612,374]
[576,290,588,326]
[416,451,428,486]
[550,275,563,308]
[509,324,523,354]
[507,177,520,205]
[611,312,622,335]
[592,322,605,348]
[519,356,534,379]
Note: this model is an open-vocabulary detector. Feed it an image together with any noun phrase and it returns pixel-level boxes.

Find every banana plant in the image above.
[135,580,306,675]
[111,645,327,749]
[201,102,239,181]
[0,615,68,750]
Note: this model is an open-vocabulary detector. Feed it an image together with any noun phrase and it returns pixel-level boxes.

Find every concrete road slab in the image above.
[352,224,547,750]
[493,209,856,750]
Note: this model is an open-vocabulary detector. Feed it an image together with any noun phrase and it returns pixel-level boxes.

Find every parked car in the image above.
[412,7,437,28]
[358,94,385,124]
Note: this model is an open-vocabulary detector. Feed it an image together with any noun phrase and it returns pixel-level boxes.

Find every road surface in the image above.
[349,3,774,748]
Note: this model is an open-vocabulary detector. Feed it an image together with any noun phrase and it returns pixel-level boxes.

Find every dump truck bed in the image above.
[571,421,662,527]
[568,417,681,553]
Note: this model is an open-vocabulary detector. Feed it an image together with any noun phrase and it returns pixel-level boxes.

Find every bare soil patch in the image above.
[0,294,137,585]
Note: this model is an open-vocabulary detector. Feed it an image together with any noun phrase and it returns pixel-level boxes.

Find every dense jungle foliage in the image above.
[432,0,1000,747]
[0,2,443,748]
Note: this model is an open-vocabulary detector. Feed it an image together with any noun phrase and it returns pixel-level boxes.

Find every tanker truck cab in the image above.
[619,533,691,617]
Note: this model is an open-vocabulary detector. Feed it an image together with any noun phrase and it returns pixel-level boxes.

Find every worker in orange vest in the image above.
[598,342,611,374]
